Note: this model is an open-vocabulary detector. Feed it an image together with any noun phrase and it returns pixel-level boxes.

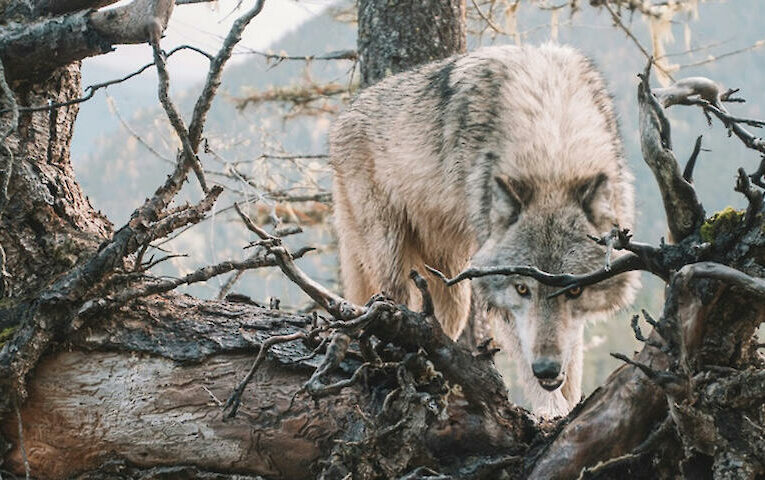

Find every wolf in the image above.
[330,44,638,417]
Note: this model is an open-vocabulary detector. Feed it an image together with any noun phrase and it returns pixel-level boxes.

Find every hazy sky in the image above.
[89,0,335,85]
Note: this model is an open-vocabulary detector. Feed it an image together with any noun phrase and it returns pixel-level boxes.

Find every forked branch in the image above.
[638,61,704,242]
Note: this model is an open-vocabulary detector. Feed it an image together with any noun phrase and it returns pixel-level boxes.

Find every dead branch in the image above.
[238,47,357,63]
[216,224,304,300]
[222,330,311,418]
[0,45,212,115]
[80,246,313,315]
[426,250,652,297]
[638,62,704,242]
[734,168,764,229]
[589,0,698,19]
[601,2,674,83]
[302,332,352,397]
[150,38,209,193]
[679,262,765,301]
[0,0,175,80]
[0,0,268,407]
[683,135,703,183]
[234,203,362,320]
[187,0,266,150]
[654,76,765,156]
[676,39,765,70]
[235,82,356,110]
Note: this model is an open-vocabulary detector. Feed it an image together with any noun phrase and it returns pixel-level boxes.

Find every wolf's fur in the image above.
[330,44,639,417]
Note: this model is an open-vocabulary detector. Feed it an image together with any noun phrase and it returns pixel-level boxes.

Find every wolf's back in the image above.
[330,44,634,338]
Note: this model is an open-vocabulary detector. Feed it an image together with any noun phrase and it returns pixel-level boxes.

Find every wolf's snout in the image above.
[532,358,564,391]
[531,358,561,378]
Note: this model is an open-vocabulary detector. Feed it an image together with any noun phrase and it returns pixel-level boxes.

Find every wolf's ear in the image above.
[492,175,532,228]
[574,173,615,227]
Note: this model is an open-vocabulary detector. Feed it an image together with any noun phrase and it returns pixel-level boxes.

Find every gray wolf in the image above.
[330,44,638,417]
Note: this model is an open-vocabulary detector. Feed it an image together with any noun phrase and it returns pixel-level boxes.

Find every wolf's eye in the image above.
[515,283,530,297]
[565,286,583,299]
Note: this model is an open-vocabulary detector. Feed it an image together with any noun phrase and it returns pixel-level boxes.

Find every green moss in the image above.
[0,325,17,347]
[700,207,745,244]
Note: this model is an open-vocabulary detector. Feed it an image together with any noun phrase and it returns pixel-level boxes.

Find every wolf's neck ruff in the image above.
[330,44,638,418]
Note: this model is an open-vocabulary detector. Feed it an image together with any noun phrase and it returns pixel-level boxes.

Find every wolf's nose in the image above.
[532,358,561,379]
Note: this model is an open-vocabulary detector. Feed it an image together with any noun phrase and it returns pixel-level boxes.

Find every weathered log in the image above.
[0,294,538,479]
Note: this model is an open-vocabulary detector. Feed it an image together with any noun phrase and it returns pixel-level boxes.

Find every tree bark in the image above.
[1,294,537,479]
[1,63,111,297]
[357,0,466,88]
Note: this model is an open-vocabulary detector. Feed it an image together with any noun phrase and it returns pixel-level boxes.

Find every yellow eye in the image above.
[515,283,530,297]
[566,286,583,299]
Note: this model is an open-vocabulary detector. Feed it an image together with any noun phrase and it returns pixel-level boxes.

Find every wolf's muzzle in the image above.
[532,358,565,391]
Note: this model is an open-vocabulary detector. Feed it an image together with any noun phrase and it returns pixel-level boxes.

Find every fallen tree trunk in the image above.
[1,293,540,479]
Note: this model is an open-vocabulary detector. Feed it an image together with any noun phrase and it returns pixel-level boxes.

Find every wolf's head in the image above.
[471,173,638,392]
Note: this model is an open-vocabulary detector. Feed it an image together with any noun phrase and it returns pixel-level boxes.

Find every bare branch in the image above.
[80,245,313,314]
[588,226,633,271]
[470,0,510,36]
[630,314,664,350]
[0,0,176,80]
[234,203,363,319]
[145,186,222,242]
[303,332,351,397]
[601,2,674,83]
[223,330,310,418]
[217,225,303,300]
[610,352,681,388]
[654,76,765,155]
[235,82,356,110]
[676,39,765,70]
[254,153,329,162]
[150,38,209,193]
[410,270,434,317]
[590,0,698,19]
[638,62,704,241]
[683,135,703,183]
[187,0,266,151]
[237,47,357,63]
[426,250,651,298]
[734,168,763,229]
[679,262,765,301]
[0,45,212,115]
